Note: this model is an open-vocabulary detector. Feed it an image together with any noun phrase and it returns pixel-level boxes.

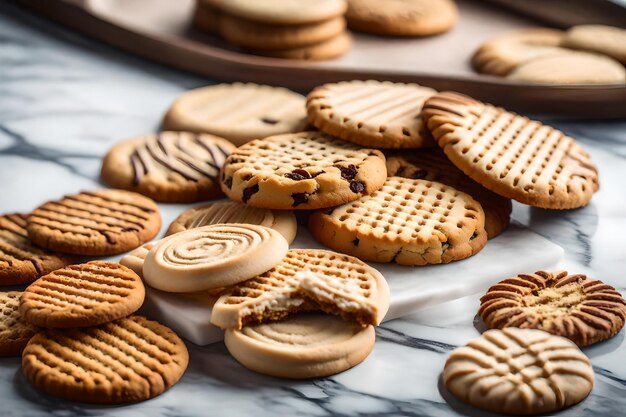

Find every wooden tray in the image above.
[18,0,626,118]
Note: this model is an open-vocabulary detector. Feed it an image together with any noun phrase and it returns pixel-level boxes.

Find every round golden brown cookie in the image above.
[20,261,145,328]
[251,32,352,61]
[346,0,457,37]
[479,271,626,346]
[306,80,437,149]
[220,131,387,210]
[422,92,599,209]
[385,150,511,239]
[443,328,594,415]
[0,213,76,285]
[472,28,568,76]
[100,132,235,203]
[309,177,487,266]
[225,313,375,379]
[22,315,188,404]
[162,83,308,146]
[26,189,161,256]
[561,25,626,65]
[192,1,221,34]
[0,292,38,357]
[165,201,297,243]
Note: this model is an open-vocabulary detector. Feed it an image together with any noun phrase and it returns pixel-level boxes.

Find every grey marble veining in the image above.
[1,2,625,416]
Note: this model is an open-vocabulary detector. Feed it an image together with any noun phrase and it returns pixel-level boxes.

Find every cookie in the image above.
[225,313,374,379]
[20,261,145,328]
[220,131,387,210]
[143,224,289,293]
[251,32,352,60]
[385,150,511,239]
[192,1,220,35]
[346,0,457,37]
[506,52,626,85]
[211,249,390,329]
[0,292,38,356]
[422,92,599,209]
[306,80,437,149]
[165,201,297,243]
[162,83,308,146]
[443,328,594,415]
[0,213,75,285]
[100,132,235,203]
[26,189,161,256]
[472,28,568,76]
[561,25,626,65]
[22,315,188,404]
[479,271,626,346]
[309,177,487,266]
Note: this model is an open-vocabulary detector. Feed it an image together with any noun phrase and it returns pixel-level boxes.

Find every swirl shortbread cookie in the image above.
[0,292,38,357]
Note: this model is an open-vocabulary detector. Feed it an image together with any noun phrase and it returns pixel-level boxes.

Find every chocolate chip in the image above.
[223,176,233,189]
[292,192,309,207]
[242,184,259,203]
[261,117,279,125]
[411,169,428,180]
[284,169,312,181]
[350,181,365,193]
[352,238,360,246]
[336,164,358,180]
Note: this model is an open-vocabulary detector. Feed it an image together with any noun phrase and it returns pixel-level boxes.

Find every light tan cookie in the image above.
[192,1,220,35]
[307,80,437,149]
[479,271,626,347]
[26,189,161,256]
[443,328,594,415]
[309,177,487,266]
[385,150,511,239]
[422,92,599,209]
[165,201,297,243]
[561,25,626,65]
[220,131,387,210]
[251,32,352,61]
[144,224,288,293]
[346,0,457,37]
[0,213,76,285]
[162,83,308,146]
[225,313,374,379]
[100,132,235,203]
[19,261,145,328]
[211,249,390,329]
[507,52,626,85]
[472,28,569,76]
[0,292,38,356]
[22,315,188,404]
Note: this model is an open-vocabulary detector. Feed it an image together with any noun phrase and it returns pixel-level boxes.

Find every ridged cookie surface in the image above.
[0,292,38,357]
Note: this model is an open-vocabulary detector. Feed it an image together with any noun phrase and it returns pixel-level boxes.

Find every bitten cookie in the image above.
[225,313,375,379]
[22,315,189,404]
[26,189,161,256]
[0,213,75,285]
[250,32,352,61]
[422,92,599,209]
[561,25,626,65]
[165,201,297,243]
[220,131,387,210]
[443,328,594,415]
[0,292,38,357]
[307,80,437,149]
[479,270,626,346]
[20,261,145,328]
[309,177,487,266]
[162,83,308,145]
[100,132,235,203]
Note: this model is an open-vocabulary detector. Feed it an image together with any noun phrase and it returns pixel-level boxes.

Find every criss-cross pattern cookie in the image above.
[443,328,594,415]
[220,131,386,210]
[479,271,626,346]
[307,80,436,149]
[422,92,599,209]
[0,213,75,285]
[22,315,189,404]
[0,292,38,357]
[100,132,235,203]
[20,261,145,328]
[309,177,487,266]
[385,150,511,239]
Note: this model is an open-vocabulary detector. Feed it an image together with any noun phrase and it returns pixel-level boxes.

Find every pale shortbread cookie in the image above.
[251,32,352,61]
[225,313,375,379]
[561,25,626,65]
[309,177,487,266]
[211,249,390,329]
[143,224,288,293]
[422,92,599,209]
[162,83,308,146]
[443,328,594,415]
[166,201,297,243]
[0,292,38,357]
[307,80,437,149]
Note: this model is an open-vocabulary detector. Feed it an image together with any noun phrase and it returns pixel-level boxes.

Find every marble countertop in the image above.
[1,3,626,416]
